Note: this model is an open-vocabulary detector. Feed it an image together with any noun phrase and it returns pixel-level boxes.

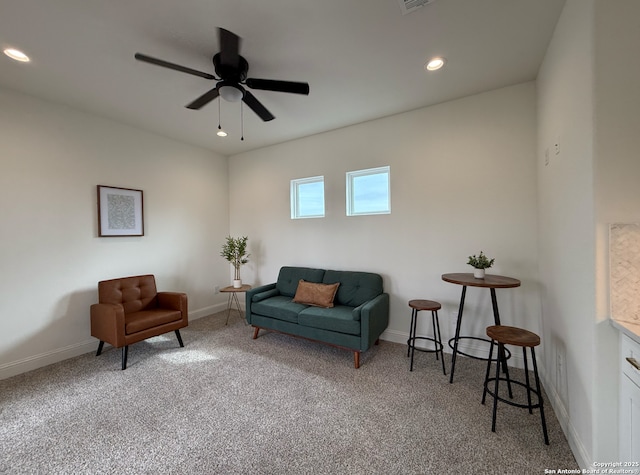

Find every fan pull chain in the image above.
[240,102,244,141]
[216,99,227,137]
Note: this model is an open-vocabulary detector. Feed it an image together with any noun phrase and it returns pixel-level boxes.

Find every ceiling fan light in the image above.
[219,85,243,102]
[216,130,228,137]
[425,57,446,71]
[4,48,30,62]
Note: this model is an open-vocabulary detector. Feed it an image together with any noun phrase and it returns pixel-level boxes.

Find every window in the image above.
[346,166,391,216]
[291,176,325,219]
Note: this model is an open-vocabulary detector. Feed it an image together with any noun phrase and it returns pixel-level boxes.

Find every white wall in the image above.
[594,0,640,253]
[593,0,640,462]
[537,0,602,466]
[537,0,640,465]
[229,82,541,364]
[0,88,230,378]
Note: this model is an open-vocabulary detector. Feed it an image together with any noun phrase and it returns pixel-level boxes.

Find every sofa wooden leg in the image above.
[96,341,104,356]
[354,351,360,369]
[252,327,260,339]
[121,346,128,370]
[175,329,184,347]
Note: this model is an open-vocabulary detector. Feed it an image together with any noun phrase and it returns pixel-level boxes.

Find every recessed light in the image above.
[425,57,446,71]
[4,48,30,62]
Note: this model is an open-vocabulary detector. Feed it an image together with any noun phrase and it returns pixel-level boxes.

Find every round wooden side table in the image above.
[220,284,252,325]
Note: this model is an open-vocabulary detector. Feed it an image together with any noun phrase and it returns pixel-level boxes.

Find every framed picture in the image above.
[97,185,144,237]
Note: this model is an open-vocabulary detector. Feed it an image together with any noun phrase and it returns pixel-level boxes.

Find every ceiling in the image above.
[0,0,565,157]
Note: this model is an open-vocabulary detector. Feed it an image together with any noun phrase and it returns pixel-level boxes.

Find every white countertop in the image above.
[611,319,640,345]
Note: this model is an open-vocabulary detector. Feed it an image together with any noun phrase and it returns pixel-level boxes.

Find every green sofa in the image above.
[245,266,389,368]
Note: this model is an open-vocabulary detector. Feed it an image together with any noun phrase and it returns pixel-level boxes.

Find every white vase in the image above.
[233,279,242,288]
[473,268,485,279]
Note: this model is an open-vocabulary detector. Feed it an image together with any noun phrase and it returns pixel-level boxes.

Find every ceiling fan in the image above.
[134,28,310,122]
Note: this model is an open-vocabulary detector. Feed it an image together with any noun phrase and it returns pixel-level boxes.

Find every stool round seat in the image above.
[486,325,540,347]
[409,299,441,311]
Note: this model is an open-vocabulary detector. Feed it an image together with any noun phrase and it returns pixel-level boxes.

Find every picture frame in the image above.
[97,185,144,237]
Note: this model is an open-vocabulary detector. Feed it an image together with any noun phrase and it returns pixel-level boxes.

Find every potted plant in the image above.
[467,251,495,279]
[221,236,250,288]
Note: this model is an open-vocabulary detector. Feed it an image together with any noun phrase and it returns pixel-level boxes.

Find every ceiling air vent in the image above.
[397,0,435,15]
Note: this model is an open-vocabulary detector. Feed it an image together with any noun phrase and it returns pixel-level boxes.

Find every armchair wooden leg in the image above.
[96,341,104,356]
[354,351,360,369]
[121,346,128,370]
[175,330,184,347]
[253,327,260,339]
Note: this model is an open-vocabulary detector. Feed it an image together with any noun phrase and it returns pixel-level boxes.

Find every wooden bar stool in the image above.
[482,325,549,445]
[407,300,446,375]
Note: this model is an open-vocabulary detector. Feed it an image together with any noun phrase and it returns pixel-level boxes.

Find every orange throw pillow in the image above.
[292,280,340,308]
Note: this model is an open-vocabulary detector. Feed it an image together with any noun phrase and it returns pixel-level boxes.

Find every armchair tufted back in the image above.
[98,274,158,314]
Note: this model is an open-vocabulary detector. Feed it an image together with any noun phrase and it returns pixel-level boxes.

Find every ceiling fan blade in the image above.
[242,90,275,121]
[186,87,220,110]
[246,78,310,95]
[135,53,216,80]
[218,28,240,68]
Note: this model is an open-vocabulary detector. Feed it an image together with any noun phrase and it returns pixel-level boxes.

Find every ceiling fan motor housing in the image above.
[213,53,248,82]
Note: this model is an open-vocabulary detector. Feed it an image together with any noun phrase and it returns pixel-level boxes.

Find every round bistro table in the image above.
[441,273,521,384]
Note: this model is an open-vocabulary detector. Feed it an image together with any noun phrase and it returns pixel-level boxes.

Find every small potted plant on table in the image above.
[221,236,250,288]
[467,251,495,279]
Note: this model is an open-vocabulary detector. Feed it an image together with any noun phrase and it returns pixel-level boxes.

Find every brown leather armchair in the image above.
[90,274,188,370]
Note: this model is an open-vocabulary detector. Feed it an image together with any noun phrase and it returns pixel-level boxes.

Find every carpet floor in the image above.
[0,311,579,474]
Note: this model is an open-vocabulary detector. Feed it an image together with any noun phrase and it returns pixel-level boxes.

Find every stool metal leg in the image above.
[491,343,501,432]
[531,347,550,445]
[433,310,446,375]
[482,340,495,405]
[523,347,533,414]
[500,347,514,399]
[431,311,439,361]
[407,307,416,357]
[409,308,418,371]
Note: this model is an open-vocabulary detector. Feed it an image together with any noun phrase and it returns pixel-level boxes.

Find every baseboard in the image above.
[538,366,591,469]
[190,302,228,321]
[0,304,230,381]
[0,338,98,381]
[380,328,409,345]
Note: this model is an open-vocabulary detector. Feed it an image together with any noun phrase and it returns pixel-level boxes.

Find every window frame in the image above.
[346,166,391,216]
[290,175,325,219]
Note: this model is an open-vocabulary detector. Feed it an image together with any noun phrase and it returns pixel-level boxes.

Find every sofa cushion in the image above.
[292,280,340,308]
[298,305,361,336]
[276,267,325,297]
[323,270,383,307]
[251,295,308,324]
[125,309,182,334]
